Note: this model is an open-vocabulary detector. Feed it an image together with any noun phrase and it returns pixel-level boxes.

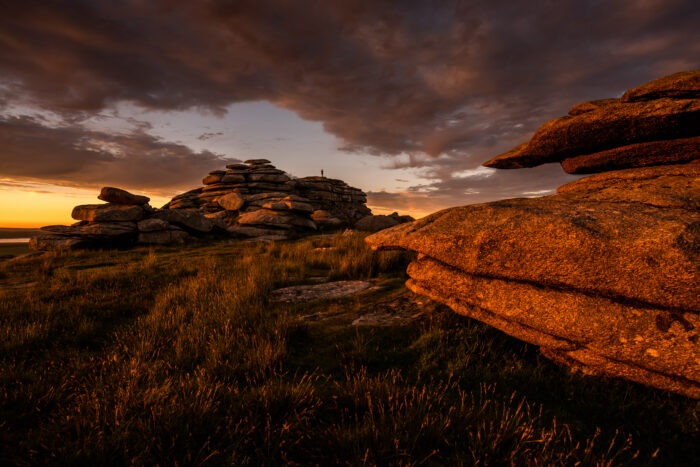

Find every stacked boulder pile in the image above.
[367,71,700,398]
[30,187,213,250]
[163,159,375,237]
[164,159,372,225]
[31,159,412,250]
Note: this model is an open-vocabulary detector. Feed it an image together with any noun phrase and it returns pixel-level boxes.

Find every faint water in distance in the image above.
[0,238,30,243]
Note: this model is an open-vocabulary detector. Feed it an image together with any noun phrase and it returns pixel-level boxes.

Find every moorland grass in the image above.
[0,233,697,465]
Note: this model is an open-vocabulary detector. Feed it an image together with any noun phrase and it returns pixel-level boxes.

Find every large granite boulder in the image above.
[29,235,90,251]
[366,162,699,398]
[152,209,215,233]
[97,187,150,205]
[621,70,700,102]
[41,222,137,240]
[484,70,700,173]
[560,136,700,174]
[72,204,146,222]
[216,192,245,211]
[237,209,317,230]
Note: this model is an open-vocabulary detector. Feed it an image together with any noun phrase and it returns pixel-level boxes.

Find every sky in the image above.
[1,0,699,227]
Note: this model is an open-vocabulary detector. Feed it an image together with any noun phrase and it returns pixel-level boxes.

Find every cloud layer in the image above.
[0,116,231,194]
[1,0,698,206]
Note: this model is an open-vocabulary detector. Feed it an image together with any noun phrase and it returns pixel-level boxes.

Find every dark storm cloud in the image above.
[0,0,698,200]
[0,116,232,194]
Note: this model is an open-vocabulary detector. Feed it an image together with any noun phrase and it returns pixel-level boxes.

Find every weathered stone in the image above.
[248,168,285,175]
[29,235,90,251]
[201,183,244,193]
[261,198,314,213]
[244,158,271,165]
[161,159,375,231]
[237,209,317,230]
[245,182,292,192]
[248,173,290,183]
[138,229,190,245]
[226,225,289,238]
[568,98,619,116]
[366,165,700,398]
[216,192,245,211]
[246,192,306,204]
[137,218,171,232]
[72,204,145,222]
[168,198,201,209]
[621,70,700,102]
[311,210,344,228]
[557,162,700,209]
[560,137,700,174]
[270,281,372,304]
[405,255,699,398]
[483,98,700,169]
[97,187,150,205]
[42,222,136,239]
[221,174,247,183]
[203,210,229,220]
[202,174,223,185]
[355,215,400,232]
[172,188,203,199]
[389,212,416,224]
[153,209,214,233]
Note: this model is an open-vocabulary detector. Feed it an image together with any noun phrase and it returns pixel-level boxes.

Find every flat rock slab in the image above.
[98,187,150,205]
[366,164,700,398]
[351,295,428,326]
[270,281,372,304]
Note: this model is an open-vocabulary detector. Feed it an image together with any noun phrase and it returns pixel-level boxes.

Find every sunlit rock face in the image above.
[368,72,700,398]
[484,70,700,173]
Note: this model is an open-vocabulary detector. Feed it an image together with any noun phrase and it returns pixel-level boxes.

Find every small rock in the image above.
[270,281,372,304]
[202,174,223,185]
[311,210,344,228]
[217,192,246,211]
